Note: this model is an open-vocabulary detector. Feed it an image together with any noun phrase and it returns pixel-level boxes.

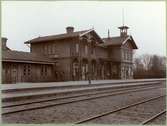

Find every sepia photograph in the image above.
[1,0,166,124]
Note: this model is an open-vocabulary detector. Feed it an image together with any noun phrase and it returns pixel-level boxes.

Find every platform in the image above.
[1,78,165,91]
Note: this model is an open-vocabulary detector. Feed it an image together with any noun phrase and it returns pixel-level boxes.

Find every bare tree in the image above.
[140,54,152,70]
[134,54,166,79]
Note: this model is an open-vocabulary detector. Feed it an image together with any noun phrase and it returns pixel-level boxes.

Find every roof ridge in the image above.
[25,29,90,44]
[35,29,89,39]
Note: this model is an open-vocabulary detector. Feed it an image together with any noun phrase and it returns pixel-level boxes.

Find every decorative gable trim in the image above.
[122,36,138,49]
[79,29,94,37]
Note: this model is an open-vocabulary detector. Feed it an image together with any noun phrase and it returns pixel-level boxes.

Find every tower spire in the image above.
[108,29,110,38]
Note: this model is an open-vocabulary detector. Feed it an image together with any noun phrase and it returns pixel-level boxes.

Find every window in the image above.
[28,65,31,76]
[23,64,31,76]
[127,51,129,60]
[124,50,126,60]
[41,65,44,76]
[92,62,96,73]
[48,45,50,54]
[130,51,132,61]
[122,50,124,59]
[125,50,128,60]
[43,45,45,54]
[85,45,88,55]
[93,46,95,55]
[23,65,26,75]
[52,44,54,54]
[41,65,48,76]
[91,42,95,55]
[73,62,79,76]
[128,51,131,60]
[76,43,79,53]
[48,44,52,54]
[45,66,47,76]
[44,45,47,54]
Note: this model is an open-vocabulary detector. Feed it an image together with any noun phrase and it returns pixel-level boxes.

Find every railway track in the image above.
[142,110,166,124]
[75,95,166,124]
[2,83,163,108]
[2,84,165,115]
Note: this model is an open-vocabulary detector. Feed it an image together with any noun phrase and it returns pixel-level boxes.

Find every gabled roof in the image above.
[2,50,55,64]
[25,30,89,44]
[80,29,104,43]
[101,35,138,49]
[25,29,104,44]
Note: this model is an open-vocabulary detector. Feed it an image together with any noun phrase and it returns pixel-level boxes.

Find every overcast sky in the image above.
[2,1,166,56]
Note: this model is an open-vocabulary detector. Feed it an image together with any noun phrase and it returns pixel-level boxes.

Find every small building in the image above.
[2,37,57,83]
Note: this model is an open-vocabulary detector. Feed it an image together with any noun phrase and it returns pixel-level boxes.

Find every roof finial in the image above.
[108,29,110,38]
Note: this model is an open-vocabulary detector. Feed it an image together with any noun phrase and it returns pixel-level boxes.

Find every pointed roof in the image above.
[25,30,88,44]
[100,35,138,49]
[24,29,104,44]
[80,29,104,43]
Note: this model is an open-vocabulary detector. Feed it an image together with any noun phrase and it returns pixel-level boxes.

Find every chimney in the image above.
[1,37,8,50]
[66,26,74,34]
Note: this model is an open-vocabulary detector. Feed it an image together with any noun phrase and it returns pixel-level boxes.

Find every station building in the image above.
[2,25,138,83]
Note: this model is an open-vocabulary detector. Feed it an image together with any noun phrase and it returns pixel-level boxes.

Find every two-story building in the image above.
[25,27,108,81]
[101,26,138,79]
[2,25,138,83]
[25,26,138,81]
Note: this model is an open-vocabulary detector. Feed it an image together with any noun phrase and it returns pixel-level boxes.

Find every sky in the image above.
[1,1,166,56]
